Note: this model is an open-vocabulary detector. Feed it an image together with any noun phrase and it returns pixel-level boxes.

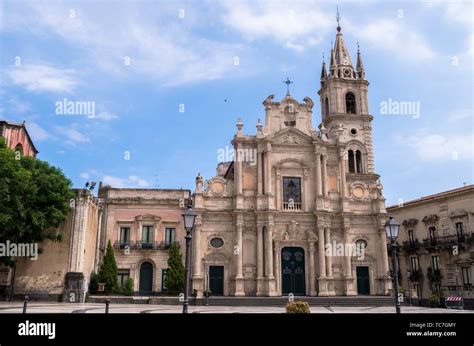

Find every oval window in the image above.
[210,237,224,248]
[356,239,367,250]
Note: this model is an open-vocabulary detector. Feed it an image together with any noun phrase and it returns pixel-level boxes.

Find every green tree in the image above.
[121,278,134,296]
[97,240,119,294]
[165,242,184,294]
[0,137,73,268]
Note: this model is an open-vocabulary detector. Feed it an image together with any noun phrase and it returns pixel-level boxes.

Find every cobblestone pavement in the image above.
[0,302,472,313]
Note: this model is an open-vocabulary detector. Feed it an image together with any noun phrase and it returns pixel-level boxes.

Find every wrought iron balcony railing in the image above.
[113,241,180,250]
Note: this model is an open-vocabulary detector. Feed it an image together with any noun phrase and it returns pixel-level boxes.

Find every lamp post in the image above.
[181,203,196,314]
[385,216,401,314]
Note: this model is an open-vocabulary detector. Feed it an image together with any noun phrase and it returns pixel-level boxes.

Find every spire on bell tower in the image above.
[320,53,328,85]
[356,42,366,80]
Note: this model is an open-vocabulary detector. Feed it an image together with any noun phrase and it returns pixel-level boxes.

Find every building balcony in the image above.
[402,239,420,253]
[427,267,442,281]
[422,233,471,252]
[282,202,302,211]
[408,269,423,282]
[113,241,180,251]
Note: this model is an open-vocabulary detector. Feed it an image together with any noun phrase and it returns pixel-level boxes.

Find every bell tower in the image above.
[318,14,375,176]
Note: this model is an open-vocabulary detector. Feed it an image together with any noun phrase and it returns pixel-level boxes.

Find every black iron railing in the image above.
[113,241,180,250]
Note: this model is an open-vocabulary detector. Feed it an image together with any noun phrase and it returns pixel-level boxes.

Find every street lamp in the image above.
[181,203,196,314]
[385,216,401,314]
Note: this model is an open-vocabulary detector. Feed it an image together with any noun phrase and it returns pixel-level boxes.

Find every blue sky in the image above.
[0,0,472,206]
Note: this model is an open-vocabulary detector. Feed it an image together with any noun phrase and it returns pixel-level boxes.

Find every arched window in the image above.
[356,150,362,173]
[345,92,356,114]
[324,97,329,119]
[348,150,355,173]
[15,143,23,157]
[348,148,364,173]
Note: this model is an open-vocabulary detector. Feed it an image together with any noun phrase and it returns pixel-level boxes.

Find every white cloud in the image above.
[103,175,150,188]
[399,130,473,162]
[79,172,90,179]
[54,125,89,144]
[3,2,246,86]
[7,64,78,93]
[94,111,118,121]
[220,1,331,52]
[27,122,50,141]
[356,19,435,61]
[447,109,473,122]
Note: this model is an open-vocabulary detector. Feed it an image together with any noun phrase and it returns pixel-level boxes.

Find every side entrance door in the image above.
[209,266,224,296]
[356,266,370,295]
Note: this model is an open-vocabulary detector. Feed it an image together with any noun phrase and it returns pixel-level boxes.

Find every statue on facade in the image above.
[196,173,203,193]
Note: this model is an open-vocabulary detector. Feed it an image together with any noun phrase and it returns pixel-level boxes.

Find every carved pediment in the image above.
[422,214,439,224]
[135,214,160,222]
[450,209,468,218]
[271,128,313,145]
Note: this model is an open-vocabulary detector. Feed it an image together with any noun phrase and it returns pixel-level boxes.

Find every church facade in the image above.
[191,24,392,297]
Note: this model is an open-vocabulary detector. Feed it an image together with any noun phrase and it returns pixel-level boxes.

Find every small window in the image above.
[118,270,130,287]
[142,225,154,244]
[355,150,362,173]
[408,230,415,242]
[165,228,176,246]
[283,177,302,210]
[462,267,471,285]
[210,237,224,248]
[345,92,356,114]
[350,128,357,135]
[355,239,367,251]
[410,256,419,271]
[120,227,130,245]
[429,227,436,239]
[284,120,296,127]
[456,222,464,237]
[431,256,440,270]
[348,150,355,173]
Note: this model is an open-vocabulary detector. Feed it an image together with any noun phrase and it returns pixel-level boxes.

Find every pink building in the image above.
[0,120,38,158]
[98,184,191,294]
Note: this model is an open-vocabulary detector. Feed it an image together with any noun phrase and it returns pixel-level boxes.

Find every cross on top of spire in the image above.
[283,77,293,96]
[336,5,341,32]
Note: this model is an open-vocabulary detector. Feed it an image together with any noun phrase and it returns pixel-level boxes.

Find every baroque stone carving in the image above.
[402,218,418,228]
[422,214,439,224]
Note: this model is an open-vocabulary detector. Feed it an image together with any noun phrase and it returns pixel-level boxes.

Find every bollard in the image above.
[105,299,110,314]
[23,295,29,314]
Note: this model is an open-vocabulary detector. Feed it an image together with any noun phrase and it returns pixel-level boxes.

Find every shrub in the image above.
[89,272,99,294]
[286,301,310,314]
[428,294,440,308]
[122,278,134,296]
[165,242,185,294]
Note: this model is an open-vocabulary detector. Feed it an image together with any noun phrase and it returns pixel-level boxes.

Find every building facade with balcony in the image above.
[98,185,191,295]
[190,22,392,297]
[387,185,474,300]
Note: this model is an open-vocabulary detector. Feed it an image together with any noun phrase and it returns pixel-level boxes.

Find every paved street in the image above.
[0,302,472,314]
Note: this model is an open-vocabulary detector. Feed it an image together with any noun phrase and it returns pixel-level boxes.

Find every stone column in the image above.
[192,221,203,296]
[315,153,322,196]
[303,169,309,212]
[234,223,245,296]
[309,243,317,296]
[322,155,328,197]
[265,145,272,196]
[235,143,243,195]
[318,226,326,279]
[265,225,274,278]
[257,150,263,195]
[274,245,280,294]
[380,228,389,278]
[317,225,328,295]
[275,170,281,210]
[325,226,332,277]
[340,150,347,198]
[256,226,265,296]
[343,227,352,278]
